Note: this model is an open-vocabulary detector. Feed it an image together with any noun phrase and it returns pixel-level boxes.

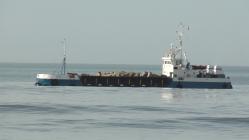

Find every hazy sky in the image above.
[1,0,249,66]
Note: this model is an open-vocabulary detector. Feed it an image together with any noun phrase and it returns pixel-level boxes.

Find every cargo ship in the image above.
[36,24,232,89]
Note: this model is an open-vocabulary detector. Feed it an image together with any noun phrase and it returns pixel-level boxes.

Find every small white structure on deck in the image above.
[36,39,80,86]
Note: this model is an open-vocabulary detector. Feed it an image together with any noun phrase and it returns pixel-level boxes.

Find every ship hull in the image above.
[36,79,81,86]
[169,81,232,89]
[36,76,232,89]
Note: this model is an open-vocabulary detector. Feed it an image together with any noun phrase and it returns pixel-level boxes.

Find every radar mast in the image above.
[176,22,189,66]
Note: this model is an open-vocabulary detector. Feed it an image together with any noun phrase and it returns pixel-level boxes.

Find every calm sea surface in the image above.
[0,63,249,140]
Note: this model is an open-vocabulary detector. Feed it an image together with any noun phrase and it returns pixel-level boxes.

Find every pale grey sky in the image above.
[1,0,249,66]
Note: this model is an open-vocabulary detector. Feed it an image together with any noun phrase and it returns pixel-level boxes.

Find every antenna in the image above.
[64,38,66,59]
[63,38,66,75]
[176,23,189,65]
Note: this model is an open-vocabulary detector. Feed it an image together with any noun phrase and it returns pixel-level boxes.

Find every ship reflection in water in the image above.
[160,89,182,102]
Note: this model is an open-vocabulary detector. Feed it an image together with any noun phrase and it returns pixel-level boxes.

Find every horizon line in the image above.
[0,61,248,67]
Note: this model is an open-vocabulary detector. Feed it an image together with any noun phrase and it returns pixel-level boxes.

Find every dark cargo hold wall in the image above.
[79,75,172,87]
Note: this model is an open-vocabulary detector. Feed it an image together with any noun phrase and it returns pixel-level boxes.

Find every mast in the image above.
[61,38,66,75]
[176,23,189,65]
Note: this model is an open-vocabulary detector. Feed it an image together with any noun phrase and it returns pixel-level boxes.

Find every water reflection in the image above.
[161,92,174,101]
[160,89,182,102]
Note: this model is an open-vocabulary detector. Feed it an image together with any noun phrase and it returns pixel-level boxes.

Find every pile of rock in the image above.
[96,71,160,77]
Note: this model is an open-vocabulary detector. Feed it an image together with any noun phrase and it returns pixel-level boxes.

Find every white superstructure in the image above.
[161,23,231,88]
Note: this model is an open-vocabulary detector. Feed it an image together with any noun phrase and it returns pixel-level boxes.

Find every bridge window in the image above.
[165,61,171,64]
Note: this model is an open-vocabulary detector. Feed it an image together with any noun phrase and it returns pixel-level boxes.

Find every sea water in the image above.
[0,63,249,140]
